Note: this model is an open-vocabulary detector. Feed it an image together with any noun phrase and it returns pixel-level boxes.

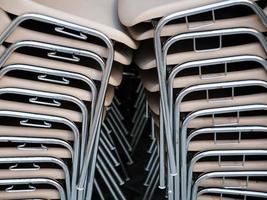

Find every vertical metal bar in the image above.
[99,139,120,166]
[94,179,105,200]
[107,119,133,165]
[107,117,132,151]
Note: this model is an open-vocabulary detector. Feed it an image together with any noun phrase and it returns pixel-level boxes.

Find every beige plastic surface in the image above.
[0,147,71,158]
[189,139,267,152]
[199,178,267,192]
[0,45,123,87]
[0,76,115,106]
[151,111,267,129]
[0,126,74,141]
[0,168,65,180]
[188,115,267,129]
[141,68,267,92]
[193,160,267,172]
[135,42,267,70]
[128,8,267,40]
[0,189,60,199]
[118,0,259,27]
[0,9,133,65]
[0,0,138,49]
[198,195,241,200]
[147,92,267,115]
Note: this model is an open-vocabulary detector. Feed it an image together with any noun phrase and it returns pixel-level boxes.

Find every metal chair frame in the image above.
[153,0,267,182]
[192,171,267,200]
[197,188,267,200]
[0,64,96,165]
[0,110,79,199]
[0,178,66,200]
[0,155,71,199]
[181,105,267,199]
[0,13,114,198]
[187,125,267,151]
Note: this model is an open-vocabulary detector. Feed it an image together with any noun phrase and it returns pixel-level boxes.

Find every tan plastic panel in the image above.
[198,195,239,200]
[0,45,123,87]
[0,147,71,158]
[0,99,82,122]
[189,139,267,152]
[0,168,65,180]
[135,42,267,70]
[0,126,74,141]
[0,189,60,200]
[193,160,267,172]
[0,9,133,65]
[0,0,138,49]
[199,178,267,192]
[0,76,115,106]
[128,8,267,40]
[141,68,267,92]
[147,92,267,115]
[118,0,259,27]
[151,111,267,129]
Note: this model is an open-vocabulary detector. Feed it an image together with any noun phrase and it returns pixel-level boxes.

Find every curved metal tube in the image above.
[0,156,71,199]
[0,178,66,200]
[197,188,267,200]
[0,110,79,200]
[188,149,267,199]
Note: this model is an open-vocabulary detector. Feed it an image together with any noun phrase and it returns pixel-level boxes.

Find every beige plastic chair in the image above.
[193,160,267,172]
[0,125,74,141]
[0,76,115,106]
[127,7,267,41]
[198,195,235,200]
[0,9,133,65]
[118,0,261,27]
[147,92,267,115]
[135,42,267,70]
[0,46,123,87]
[0,0,138,49]
[151,109,267,129]
[189,138,267,152]
[141,67,267,92]
[0,189,60,200]
[0,85,113,124]
[198,178,267,192]
[0,147,71,158]
[0,168,65,180]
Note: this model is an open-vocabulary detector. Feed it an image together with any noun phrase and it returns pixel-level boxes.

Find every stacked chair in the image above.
[119,0,267,200]
[0,0,137,199]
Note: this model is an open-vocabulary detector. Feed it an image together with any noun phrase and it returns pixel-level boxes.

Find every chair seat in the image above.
[0,168,65,180]
[199,178,267,192]
[128,7,267,40]
[135,42,267,70]
[188,115,267,129]
[141,68,267,92]
[147,92,267,115]
[0,188,60,200]
[151,111,267,129]
[118,0,260,27]
[0,99,83,123]
[193,160,267,172]
[0,76,115,106]
[198,195,235,200]
[188,139,267,152]
[0,0,138,50]
[0,45,123,86]
[0,10,133,66]
[0,147,71,158]
[0,126,74,141]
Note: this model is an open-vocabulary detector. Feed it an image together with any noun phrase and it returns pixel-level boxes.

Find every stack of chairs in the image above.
[119,0,267,200]
[0,0,137,199]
